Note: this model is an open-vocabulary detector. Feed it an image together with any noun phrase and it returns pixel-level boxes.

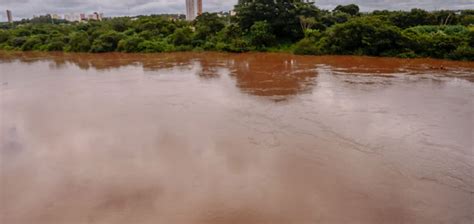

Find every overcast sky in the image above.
[1,0,473,21]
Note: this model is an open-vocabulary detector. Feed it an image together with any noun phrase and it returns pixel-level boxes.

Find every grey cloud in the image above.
[0,0,473,21]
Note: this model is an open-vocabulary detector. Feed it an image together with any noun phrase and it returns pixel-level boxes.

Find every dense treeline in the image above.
[0,0,473,60]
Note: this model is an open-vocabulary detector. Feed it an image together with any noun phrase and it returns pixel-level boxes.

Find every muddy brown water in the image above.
[0,51,473,224]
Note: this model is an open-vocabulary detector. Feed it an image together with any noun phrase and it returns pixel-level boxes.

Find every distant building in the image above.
[6,10,13,23]
[64,13,81,22]
[186,0,203,21]
[186,0,195,21]
[93,12,102,21]
[63,12,102,22]
[50,14,62,20]
[197,0,203,16]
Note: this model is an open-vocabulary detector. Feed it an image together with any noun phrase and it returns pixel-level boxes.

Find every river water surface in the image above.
[0,51,473,224]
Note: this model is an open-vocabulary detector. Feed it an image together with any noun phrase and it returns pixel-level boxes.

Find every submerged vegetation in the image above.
[0,0,473,60]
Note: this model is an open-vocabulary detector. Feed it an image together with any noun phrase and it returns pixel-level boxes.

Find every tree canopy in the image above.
[0,1,472,61]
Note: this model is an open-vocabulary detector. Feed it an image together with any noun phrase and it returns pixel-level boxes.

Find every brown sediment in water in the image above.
[0,51,473,224]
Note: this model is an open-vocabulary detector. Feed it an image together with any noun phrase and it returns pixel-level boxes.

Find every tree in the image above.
[45,40,65,51]
[460,14,474,26]
[170,27,194,46]
[449,45,474,61]
[21,35,43,51]
[67,31,91,52]
[138,40,172,52]
[433,10,459,25]
[293,29,324,55]
[334,4,360,16]
[234,0,317,41]
[194,13,226,41]
[117,35,145,52]
[90,31,126,52]
[299,16,317,31]
[217,23,243,40]
[0,7,471,60]
[0,30,10,43]
[469,28,474,47]
[402,25,470,58]
[293,38,320,55]
[215,23,249,52]
[324,17,403,56]
[9,37,28,48]
[389,9,437,28]
[249,21,276,49]
[108,17,131,32]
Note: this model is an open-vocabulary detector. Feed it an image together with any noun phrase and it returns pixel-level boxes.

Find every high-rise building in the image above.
[186,0,202,21]
[93,12,102,21]
[197,0,203,16]
[6,10,13,23]
[186,0,195,21]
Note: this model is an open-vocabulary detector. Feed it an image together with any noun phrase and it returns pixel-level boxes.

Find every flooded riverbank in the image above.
[1,51,473,224]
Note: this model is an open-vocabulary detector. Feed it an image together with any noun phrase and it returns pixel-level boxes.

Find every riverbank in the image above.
[0,47,473,62]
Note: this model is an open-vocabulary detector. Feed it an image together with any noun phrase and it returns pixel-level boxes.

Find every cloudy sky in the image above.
[0,0,473,21]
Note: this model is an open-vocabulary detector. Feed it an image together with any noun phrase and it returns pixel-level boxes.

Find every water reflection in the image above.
[2,51,473,73]
[1,51,473,99]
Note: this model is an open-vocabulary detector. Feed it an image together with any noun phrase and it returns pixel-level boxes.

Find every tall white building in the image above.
[186,0,195,21]
[186,0,202,21]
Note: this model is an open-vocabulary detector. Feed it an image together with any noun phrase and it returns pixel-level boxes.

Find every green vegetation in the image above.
[0,1,473,60]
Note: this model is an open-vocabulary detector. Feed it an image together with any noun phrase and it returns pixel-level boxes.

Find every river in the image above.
[1,51,473,224]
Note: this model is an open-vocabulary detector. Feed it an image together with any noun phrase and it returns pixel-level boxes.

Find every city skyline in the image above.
[1,0,473,22]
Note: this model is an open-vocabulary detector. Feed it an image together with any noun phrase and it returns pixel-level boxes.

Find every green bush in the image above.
[448,45,474,60]
[175,45,193,51]
[11,28,32,37]
[249,21,276,50]
[402,25,469,58]
[469,29,474,47]
[138,30,156,40]
[170,27,194,46]
[44,42,63,51]
[230,38,250,52]
[324,17,403,56]
[66,31,91,52]
[9,37,28,48]
[0,30,10,43]
[0,43,14,50]
[90,31,126,52]
[217,38,250,52]
[293,38,320,55]
[117,36,145,52]
[194,13,226,41]
[137,40,172,53]
[21,36,43,51]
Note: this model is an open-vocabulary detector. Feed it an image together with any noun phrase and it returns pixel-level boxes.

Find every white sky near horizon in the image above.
[0,0,473,22]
